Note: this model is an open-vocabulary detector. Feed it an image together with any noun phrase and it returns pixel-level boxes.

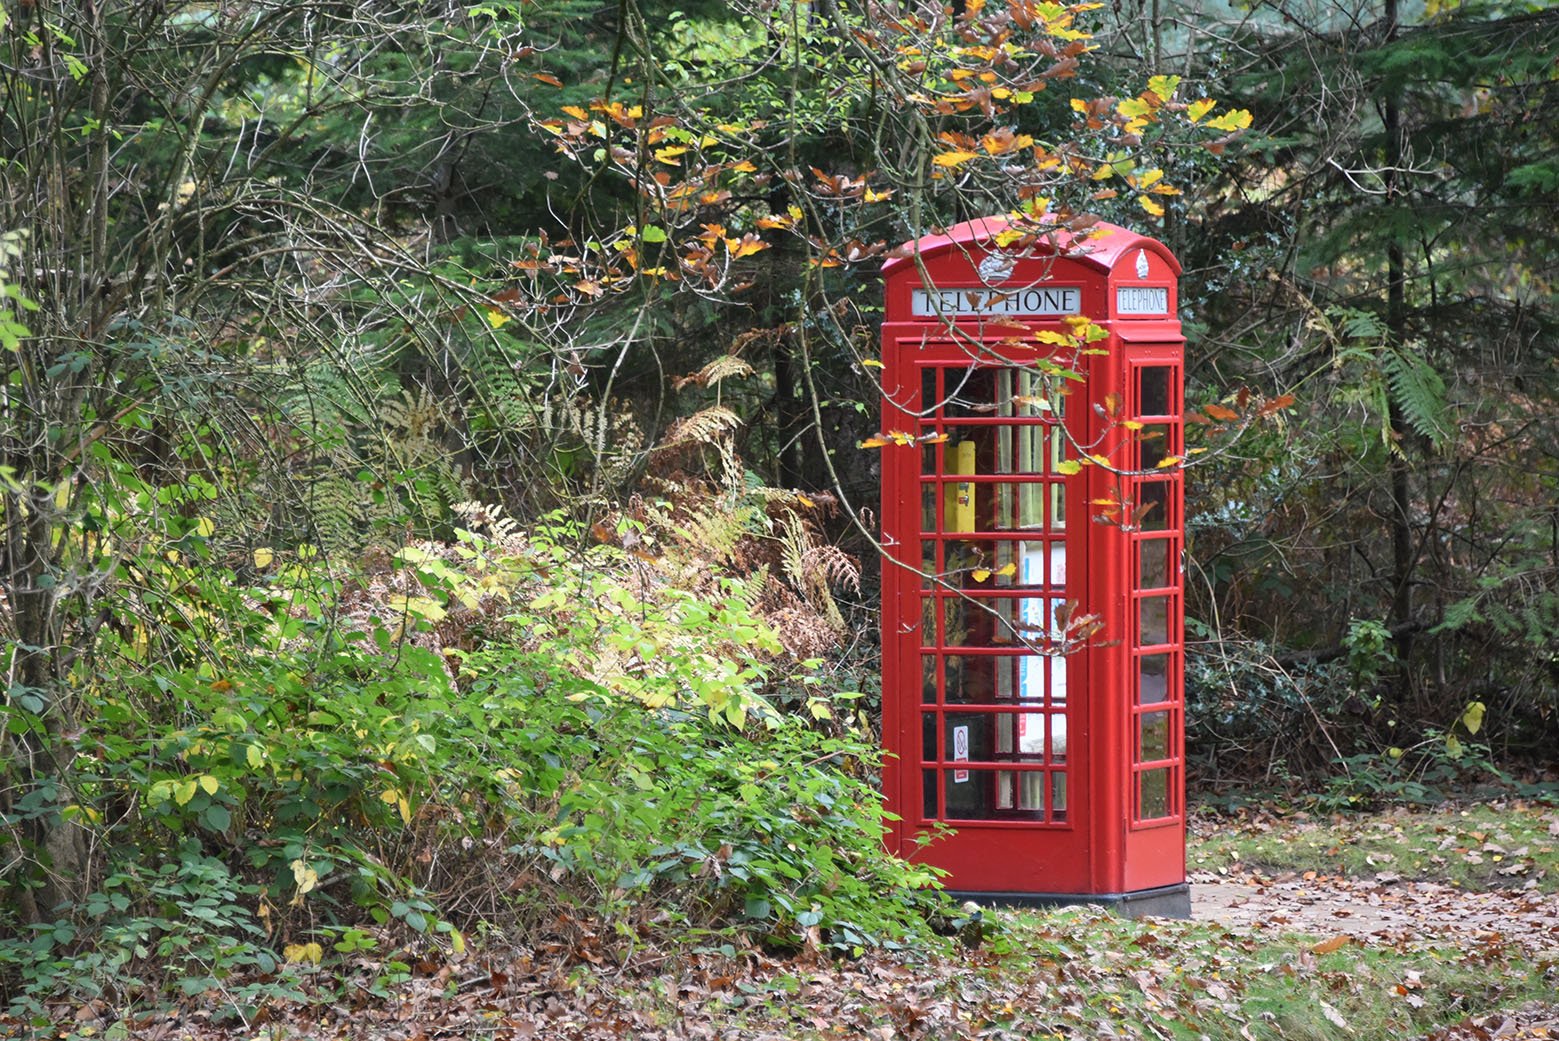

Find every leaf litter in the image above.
[11,803,1559,1040]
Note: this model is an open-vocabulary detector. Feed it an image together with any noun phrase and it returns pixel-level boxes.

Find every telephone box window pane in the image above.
[1051,712,1068,762]
[1140,596,1171,646]
[922,712,937,761]
[990,712,1047,757]
[921,485,937,531]
[944,369,997,418]
[1139,367,1172,417]
[1051,773,1068,820]
[920,542,937,587]
[1138,425,1172,470]
[1138,653,1169,704]
[1051,483,1066,529]
[996,769,1014,809]
[1139,539,1170,589]
[944,654,995,704]
[944,770,995,819]
[1139,481,1169,531]
[1140,768,1171,819]
[1051,655,1068,707]
[923,770,937,820]
[1140,711,1171,762]
[922,368,939,416]
[922,655,939,704]
[1020,771,1045,811]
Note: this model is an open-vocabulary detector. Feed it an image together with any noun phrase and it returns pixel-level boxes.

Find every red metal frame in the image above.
[880,218,1185,903]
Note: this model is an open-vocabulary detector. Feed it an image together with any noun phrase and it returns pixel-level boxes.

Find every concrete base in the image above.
[946,882,1191,919]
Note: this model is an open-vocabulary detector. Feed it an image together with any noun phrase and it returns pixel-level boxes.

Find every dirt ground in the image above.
[1190,871,1559,1040]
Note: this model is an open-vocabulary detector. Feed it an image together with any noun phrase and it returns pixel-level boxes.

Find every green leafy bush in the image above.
[2,516,941,1016]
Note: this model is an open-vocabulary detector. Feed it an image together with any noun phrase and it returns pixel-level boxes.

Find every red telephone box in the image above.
[879,216,1188,916]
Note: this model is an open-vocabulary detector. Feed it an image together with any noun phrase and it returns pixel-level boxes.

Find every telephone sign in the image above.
[879,217,1189,916]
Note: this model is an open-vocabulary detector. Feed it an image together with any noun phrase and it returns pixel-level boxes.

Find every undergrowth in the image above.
[0,500,940,1023]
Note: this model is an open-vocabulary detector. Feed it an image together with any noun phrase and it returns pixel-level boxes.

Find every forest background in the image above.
[0,0,1555,1021]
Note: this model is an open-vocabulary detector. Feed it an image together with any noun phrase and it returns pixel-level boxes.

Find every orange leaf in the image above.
[1203,403,1239,422]
[1311,935,1350,955]
[533,73,564,87]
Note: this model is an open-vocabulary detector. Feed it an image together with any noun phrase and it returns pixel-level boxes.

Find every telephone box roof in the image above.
[881,216,1182,277]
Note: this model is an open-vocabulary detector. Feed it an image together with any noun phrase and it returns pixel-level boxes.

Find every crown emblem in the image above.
[1135,249,1150,280]
[978,251,1017,283]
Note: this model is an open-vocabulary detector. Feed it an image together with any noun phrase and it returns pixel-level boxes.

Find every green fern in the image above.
[1379,346,1450,452]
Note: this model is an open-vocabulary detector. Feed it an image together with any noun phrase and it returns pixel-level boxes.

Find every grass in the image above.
[1188,798,1559,892]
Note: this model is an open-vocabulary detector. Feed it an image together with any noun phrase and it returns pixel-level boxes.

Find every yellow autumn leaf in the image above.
[450,929,466,955]
[283,942,324,964]
[1034,330,1072,345]
[198,775,219,796]
[858,436,890,449]
[1069,98,1090,113]
[195,516,215,538]
[1122,420,1144,431]
[1138,195,1165,216]
[653,145,687,165]
[1156,455,1183,468]
[972,568,992,583]
[1147,74,1181,101]
[1117,97,1152,120]
[864,187,895,203]
[290,859,318,907]
[995,563,1017,577]
[253,547,274,568]
[933,150,979,168]
[862,358,884,369]
[1186,98,1216,123]
[1089,454,1112,466]
[1461,700,1486,736]
[485,308,511,330]
[1204,108,1254,132]
[561,105,588,120]
[1055,460,1083,475]
[174,778,198,806]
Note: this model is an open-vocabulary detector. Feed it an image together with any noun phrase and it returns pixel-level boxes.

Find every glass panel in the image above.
[921,484,937,532]
[922,595,937,644]
[1138,653,1169,704]
[1140,710,1170,762]
[944,653,991,704]
[1051,772,1067,820]
[944,769,994,819]
[941,770,1047,820]
[922,712,937,761]
[1139,366,1172,417]
[1019,771,1045,811]
[1139,539,1170,589]
[1052,655,1068,707]
[1138,424,1172,470]
[1138,482,1169,531]
[923,769,937,820]
[921,368,939,417]
[1002,712,1045,756]
[944,368,998,418]
[1140,768,1171,819]
[922,655,938,703]
[1140,596,1171,646]
[1051,711,1068,762]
